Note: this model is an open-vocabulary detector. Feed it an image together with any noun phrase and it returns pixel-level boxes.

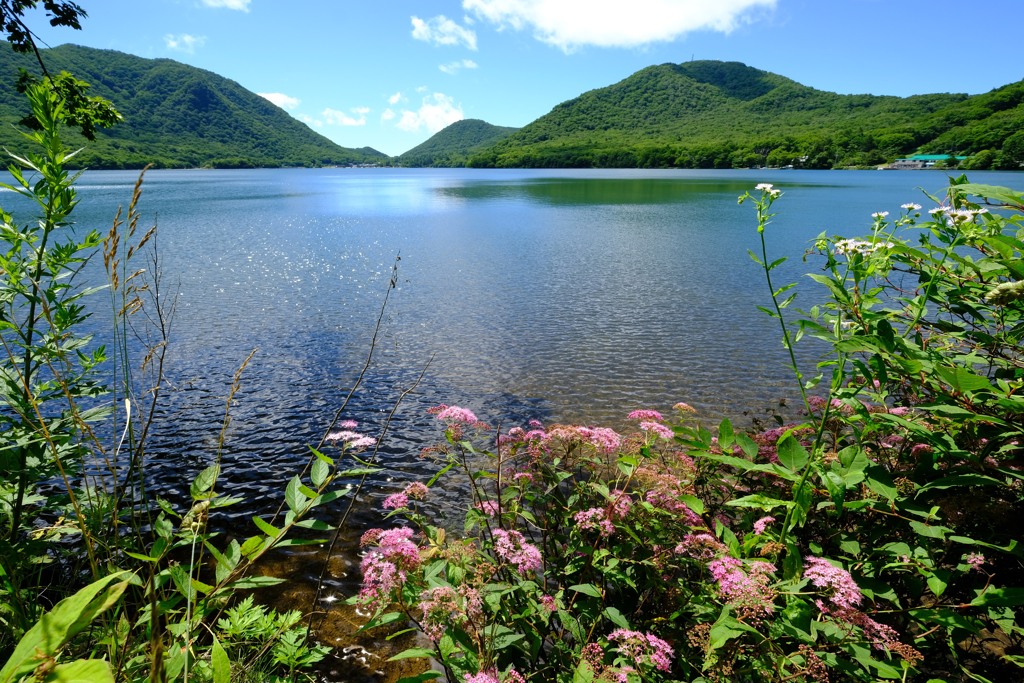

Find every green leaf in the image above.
[724,494,793,511]
[603,606,630,629]
[718,418,734,449]
[0,571,130,683]
[708,609,752,652]
[43,659,115,683]
[572,659,596,683]
[252,515,282,539]
[311,458,331,488]
[936,366,992,394]
[285,475,307,514]
[211,634,230,683]
[190,464,219,499]
[388,647,436,661]
[569,583,602,598]
[777,435,809,471]
[910,521,952,540]
[970,587,1024,608]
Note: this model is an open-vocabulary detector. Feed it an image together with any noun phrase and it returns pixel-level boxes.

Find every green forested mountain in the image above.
[0,43,384,168]
[397,119,518,167]
[461,61,1024,169]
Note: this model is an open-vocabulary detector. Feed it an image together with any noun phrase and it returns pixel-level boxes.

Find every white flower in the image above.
[871,211,889,220]
[901,203,922,211]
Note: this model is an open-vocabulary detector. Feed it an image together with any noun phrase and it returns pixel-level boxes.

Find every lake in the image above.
[35,166,1014,521]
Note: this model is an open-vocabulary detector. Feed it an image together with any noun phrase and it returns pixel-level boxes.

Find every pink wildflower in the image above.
[709,556,777,614]
[608,629,674,673]
[574,507,615,537]
[325,429,376,450]
[358,527,421,611]
[540,594,557,613]
[639,421,674,440]
[492,528,543,573]
[608,490,632,520]
[627,409,664,422]
[431,404,480,424]
[476,500,501,516]
[804,556,862,610]
[381,492,409,510]
[674,532,726,561]
[673,401,696,413]
[464,671,500,683]
[752,516,775,535]
[419,585,462,640]
[965,553,986,571]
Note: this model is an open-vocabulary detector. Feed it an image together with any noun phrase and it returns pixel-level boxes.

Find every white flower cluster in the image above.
[755,182,782,198]
[834,238,893,256]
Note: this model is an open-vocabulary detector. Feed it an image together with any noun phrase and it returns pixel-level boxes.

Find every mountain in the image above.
[397,119,518,167]
[462,61,1024,170]
[0,43,384,168]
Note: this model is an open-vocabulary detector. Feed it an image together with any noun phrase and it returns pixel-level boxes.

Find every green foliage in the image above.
[398,119,519,167]
[461,60,1022,170]
[353,179,1024,682]
[0,42,385,168]
[0,73,349,682]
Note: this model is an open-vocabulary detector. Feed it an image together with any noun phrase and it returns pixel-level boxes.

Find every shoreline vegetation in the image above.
[2,78,1022,681]
[1,7,1022,682]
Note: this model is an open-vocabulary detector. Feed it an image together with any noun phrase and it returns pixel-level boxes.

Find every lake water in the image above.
[31,166,1014,521]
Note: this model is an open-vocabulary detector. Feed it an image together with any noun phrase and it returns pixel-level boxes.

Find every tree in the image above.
[1,0,121,138]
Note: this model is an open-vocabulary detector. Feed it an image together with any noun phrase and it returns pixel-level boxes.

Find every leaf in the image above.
[0,571,130,683]
[311,458,330,488]
[572,659,596,683]
[970,587,1024,608]
[211,634,230,683]
[777,435,809,471]
[190,464,219,499]
[252,515,282,539]
[43,659,115,683]
[603,606,630,629]
[285,475,307,514]
[724,494,794,512]
[388,647,436,661]
[936,366,992,394]
[718,418,734,449]
[569,583,602,598]
[917,473,1005,494]
[707,609,752,652]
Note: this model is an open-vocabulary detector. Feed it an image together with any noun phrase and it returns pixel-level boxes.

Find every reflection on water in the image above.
[47,166,1015,508]
[9,166,1014,677]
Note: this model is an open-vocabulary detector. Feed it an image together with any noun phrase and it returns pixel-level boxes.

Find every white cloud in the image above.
[411,15,478,50]
[259,92,300,110]
[395,93,464,133]
[323,106,372,127]
[462,0,776,51]
[201,0,251,11]
[388,91,404,105]
[440,59,479,74]
[164,33,206,54]
[299,113,323,129]
[381,108,396,122]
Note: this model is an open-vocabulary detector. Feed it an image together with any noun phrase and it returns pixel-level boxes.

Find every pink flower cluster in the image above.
[324,422,376,450]
[463,669,524,683]
[752,516,775,535]
[358,527,421,611]
[491,528,542,573]
[419,584,482,641]
[803,556,862,610]
[608,628,674,673]
[382,481,430,510]
[708,556,777,615]
[501,422,623,456]
[574,507,615,537]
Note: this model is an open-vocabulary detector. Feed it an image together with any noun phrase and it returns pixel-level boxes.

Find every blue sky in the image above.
[27,0,1024,157]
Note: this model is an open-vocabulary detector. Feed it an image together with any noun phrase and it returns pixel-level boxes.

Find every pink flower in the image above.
[358,527,421,611]
[965,553,986,571]
[627,409,664,422]
[381,492,409,510]
[673,402,697,413]
[574,507,615,537]
[608,629,674,673]
[464,672,500,683]
[639,421,674,440]
[804,556,862,610]
[491,528,542,573]
[325,429,375,450]
[540,594,557,613]
[431,404,479,424]
[476,500,501,516]
[752,516,775,535]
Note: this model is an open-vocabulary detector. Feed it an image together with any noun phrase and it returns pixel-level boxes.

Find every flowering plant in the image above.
[353,179,1023,682]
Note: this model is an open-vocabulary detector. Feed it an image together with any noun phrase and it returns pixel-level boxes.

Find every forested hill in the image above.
[397,119,518,167]
[462,60,1024,170]
[0,43,384,169]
